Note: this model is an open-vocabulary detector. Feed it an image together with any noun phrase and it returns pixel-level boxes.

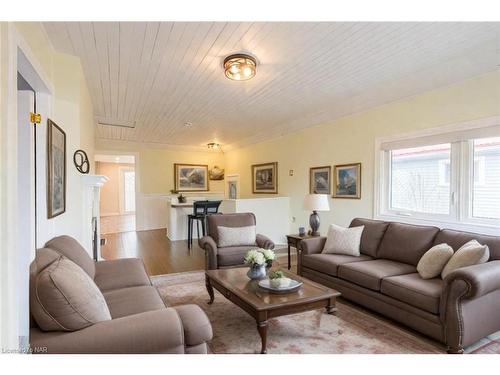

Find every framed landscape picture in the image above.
[47,119,66,218]
[252,162,278,194]
[174,163,209,192]
[309,166,331,194]
[333,163,361,199]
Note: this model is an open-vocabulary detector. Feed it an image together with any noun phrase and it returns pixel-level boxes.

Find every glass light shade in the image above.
[303,194,330,212]
[224,54,256,81]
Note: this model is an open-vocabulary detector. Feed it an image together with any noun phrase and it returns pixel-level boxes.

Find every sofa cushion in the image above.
[32,255,111,331]
[441,240,490,279]
[45,235,96,278]
[381,273,443,314]
[349,218,390,257]
[377,222,440,266]
[94,258,151,292]
[207,213,256,244]
[433,229,500,261]
[103,286,166,319]
[417,243,454,279]
[338,259,416,291]
[301,253,373,277]
[217,225,257,247]
[217,245,256,267]
[322,224,364,256]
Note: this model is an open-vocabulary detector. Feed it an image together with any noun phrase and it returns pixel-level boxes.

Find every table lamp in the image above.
[303,194,330,236]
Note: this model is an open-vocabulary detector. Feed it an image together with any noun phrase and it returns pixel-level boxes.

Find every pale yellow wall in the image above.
[95,141,226,194]
[225,70,500,234]
[96,162,134,215]
[10,23,96,244]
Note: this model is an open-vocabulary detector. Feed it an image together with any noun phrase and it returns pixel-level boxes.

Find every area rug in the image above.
[152,271,454,354]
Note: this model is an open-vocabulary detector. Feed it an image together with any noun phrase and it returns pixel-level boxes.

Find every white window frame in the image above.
[374,116,500,235]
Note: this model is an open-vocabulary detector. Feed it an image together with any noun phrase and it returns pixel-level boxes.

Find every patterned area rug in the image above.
[151,271,495,354]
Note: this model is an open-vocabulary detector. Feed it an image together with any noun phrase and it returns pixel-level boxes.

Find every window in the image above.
[377,121,500,229]
[472,137,500,219]
[123,170,135,213]
[390,144,451,215]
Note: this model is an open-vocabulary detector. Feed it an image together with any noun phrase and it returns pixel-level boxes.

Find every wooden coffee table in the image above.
[205,268,341,354]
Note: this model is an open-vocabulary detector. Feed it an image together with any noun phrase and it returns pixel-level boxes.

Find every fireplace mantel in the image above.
[81,174,109,260]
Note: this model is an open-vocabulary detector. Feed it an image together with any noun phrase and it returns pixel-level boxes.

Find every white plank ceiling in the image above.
[43,22,500,149]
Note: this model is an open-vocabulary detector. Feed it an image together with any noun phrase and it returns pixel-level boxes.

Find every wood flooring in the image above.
[100,229,295,276]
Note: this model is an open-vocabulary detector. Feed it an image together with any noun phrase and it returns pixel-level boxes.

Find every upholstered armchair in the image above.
[199,213,275,270]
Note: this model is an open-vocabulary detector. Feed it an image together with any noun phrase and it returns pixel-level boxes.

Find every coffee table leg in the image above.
[257,320,268,354]
[205,275,214,305]
[326,297,337,315]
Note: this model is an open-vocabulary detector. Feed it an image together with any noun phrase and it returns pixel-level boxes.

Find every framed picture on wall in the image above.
[47,119,66,218]
[174,163,209,192]
[333,163,361,199]
[309,166,331,194]
[252,162,278,194]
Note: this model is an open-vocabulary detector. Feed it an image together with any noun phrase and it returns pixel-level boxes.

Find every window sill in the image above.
[375,213,500,236]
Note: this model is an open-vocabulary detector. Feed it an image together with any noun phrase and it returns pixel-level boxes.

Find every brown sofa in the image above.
[199,213,275,270]
[298,218,500,353]
[30,235,213,354]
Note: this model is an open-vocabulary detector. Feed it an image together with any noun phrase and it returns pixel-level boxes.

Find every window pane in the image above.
[472,137,500,219]
[124,171,135,212]
[390,144,451,214]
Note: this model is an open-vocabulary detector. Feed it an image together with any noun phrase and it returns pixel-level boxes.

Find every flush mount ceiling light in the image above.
[223,53,257,81]
[207,142,221,150]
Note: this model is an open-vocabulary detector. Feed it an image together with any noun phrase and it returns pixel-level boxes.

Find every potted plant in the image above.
[269,269,292,289]
[260,249,275,268]
[244,249,267,280]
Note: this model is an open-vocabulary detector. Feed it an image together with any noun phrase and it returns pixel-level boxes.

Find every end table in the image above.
[285,233,319,270]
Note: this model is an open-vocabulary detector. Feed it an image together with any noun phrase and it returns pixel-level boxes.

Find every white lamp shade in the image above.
[303,194,330,211]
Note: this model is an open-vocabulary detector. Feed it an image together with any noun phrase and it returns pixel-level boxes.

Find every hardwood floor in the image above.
[100,229,296,276]
[100,214,136,234]
[101,229,205,275]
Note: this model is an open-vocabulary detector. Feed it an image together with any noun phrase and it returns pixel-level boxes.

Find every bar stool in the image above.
[187,200,223,249]
[188,201,207,249]
[204,200,222,236]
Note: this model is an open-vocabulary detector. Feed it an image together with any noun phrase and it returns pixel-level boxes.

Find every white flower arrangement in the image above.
[244,249,266,267]
[260,249,275,261]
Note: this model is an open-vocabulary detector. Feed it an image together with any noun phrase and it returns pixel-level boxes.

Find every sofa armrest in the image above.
[172,304,212,347]
[199,235,218,270]
[256,234,275,250]
[30,309,185,354]
[443,260,500,299]
[440,261,500,352]
[298,236,326,255]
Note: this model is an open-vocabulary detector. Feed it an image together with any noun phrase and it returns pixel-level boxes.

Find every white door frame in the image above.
[0,23,53,351]
[95,151,139,220]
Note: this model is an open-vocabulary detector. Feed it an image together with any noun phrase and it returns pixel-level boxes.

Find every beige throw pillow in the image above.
[416,243,454,279]
[32,256,111,331]
[441,240,490,279]
[322,224,364,256]
[217,225,257,247]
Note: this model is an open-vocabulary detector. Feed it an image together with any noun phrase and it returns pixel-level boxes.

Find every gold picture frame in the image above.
[333,163,361,199]
[174,163,209,192]
[309,166,331,195]
[252,162,278,194]
[47,119,66,218]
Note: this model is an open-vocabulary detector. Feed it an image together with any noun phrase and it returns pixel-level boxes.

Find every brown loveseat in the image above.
[298,218,500,353]
[30,236,213,354]
[199,213,275,270]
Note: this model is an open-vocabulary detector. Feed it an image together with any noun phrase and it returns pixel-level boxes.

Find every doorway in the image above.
[95,154,136,234]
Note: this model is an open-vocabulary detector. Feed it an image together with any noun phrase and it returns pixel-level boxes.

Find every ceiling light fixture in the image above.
[223,53,257,81]
[207,142,221,150]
